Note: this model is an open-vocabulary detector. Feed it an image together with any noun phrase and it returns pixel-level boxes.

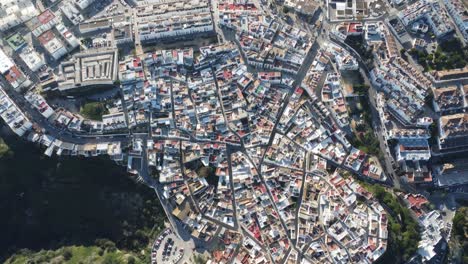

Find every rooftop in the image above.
[57,48,119,91]
[6,33,27,51]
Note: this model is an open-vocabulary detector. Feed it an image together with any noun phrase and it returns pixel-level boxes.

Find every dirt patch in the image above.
[340,70,362,96]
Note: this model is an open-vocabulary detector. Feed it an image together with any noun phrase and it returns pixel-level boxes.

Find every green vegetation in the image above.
[193,254,208,264]
[345,35,374,69]
[80,102,109,121]
[359,183,420,263]
[347,75,381,156]
[428,122,438,146]
[0,130,166,262]
[424,88,434,107]
[5,245,145,264]
[400,49,408,61]
[0,137,11,158]
[447,207,468,264]
[352,84,370,95]
[197,166,215,178]
[81,38,93,50]
[197,166,218,186]
[409,38,468,71]
[6,33,26,51]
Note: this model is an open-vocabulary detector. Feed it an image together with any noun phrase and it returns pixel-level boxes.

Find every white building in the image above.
[135,0,214,43]
[0,86,33,136]
[79,19,112,34]
[399,0,454,39]
[19,48,46,72]
[444,0,468,41]
[57,48,119,92]
[0,0,39,32]
[73,0,97,10]
[24,92,55,118]
[0,49,15,74]
[395,139,431,162]
[56,23,80,49]
[26,9,60,37]
[417,211,445,262]
[60,1,84,25]
[38,30,68,61]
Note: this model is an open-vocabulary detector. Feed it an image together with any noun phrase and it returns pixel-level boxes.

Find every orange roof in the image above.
[407,194,428,209]
[37,30,55,45]
[4,66,23,83]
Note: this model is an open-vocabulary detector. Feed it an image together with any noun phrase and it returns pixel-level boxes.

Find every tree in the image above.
[448,207,468,263]
[391,222,401,233]
[453,207,467,236]
[353,84,369,95]
[193,255,207,264]
[400,49,408,60]
[102,254,123,264]
[0,137,11,158]
[80,102,109,121]
[63,248,73,261]
[127,256,136,264]
[427,53,434,62]
[197,166,214,178]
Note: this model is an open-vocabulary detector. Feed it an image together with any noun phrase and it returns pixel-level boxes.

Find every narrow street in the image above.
[327,34,401,189]
[0,0,463,263]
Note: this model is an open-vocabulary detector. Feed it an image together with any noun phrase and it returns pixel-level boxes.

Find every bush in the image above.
[63,248,73,260]
[410,38,468,71]
[362,184,420,263]
[102,254,123,264]
[80,102,109,121]
[0,137,12,158]
[353,84,369,95]
[453,207,467,237]
[197,166,214,178]
[400,49,408,60]
[345,35,374,68]
[127,256,136,264]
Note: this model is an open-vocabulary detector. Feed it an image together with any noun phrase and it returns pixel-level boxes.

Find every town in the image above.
[0,0,467,263]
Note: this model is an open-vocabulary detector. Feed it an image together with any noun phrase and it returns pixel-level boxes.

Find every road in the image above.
[2,1,452,263]
[192,5,328,258]
[327,34,401,189]
[0,76,95,144]
[294,152,308,247]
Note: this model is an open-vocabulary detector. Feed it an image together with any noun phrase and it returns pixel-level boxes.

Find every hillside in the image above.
[0,129,165,263]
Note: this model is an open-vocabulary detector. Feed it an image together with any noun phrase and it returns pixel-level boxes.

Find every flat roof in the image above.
[6,33,27,51]
[4,65,23,83]
[79,19,111,31]
[0,48,14,74]
[37,30,56,45]
[58,48,119,91]
[38,9,56,24]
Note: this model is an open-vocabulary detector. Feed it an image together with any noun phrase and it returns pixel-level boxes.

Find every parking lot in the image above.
[151,229,195,264]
